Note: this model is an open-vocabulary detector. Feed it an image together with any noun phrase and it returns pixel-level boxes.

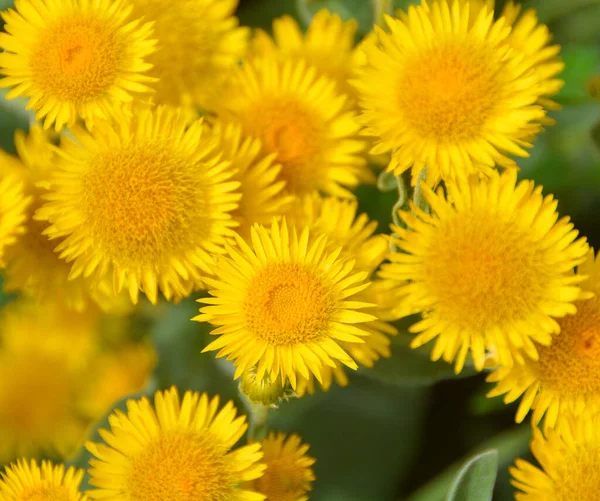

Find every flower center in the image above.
[81,142,213,267]
[31,15,122,102]
[245,99,323,194]
[537,299,600,396]
[16,486,73,501]
[398,41,500,141]
[551,446,600,501]
[255,458,305,501]
[245,263,333,345]
[127,432,233,501]
[424,210,548,331]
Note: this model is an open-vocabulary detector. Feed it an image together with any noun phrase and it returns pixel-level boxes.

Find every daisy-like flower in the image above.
[0,173,30,267]
[0,300,97,463]
[355,0,559,185]
[86,387,266,501]
[128,0,248,110]
[251,9,359,102]
[208,120,292,240]
[2,126,115,311]
[487,249,600,430]
[510,412,600,500]
[0,0,156,131]
[38,105,241,304]
[248,432,316,501]
[0,459,86,501]
[217,57,370,197]
[195,219,377,389]
[379,170,589,373]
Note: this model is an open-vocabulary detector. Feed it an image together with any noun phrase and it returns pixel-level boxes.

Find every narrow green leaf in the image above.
[446,450,499,501]
[525,0,600,24]
[296,0,374,33]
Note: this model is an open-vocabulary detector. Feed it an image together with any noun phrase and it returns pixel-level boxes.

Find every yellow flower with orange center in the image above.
[0,173,30,267]
[195,219,377,389]
[511,412,600,501]
[128,0,248,111]
[38,105,241,304]
[248,433,316,501]
[0,459,87,501]
[487,249,600,430]
[0,0,156,130]
[379,170,589,373]
[355,0,559,185]
[217,57,370,197]
[86,387,266,501]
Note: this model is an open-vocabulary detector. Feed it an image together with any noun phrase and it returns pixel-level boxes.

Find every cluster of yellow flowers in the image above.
[0,0,597,498]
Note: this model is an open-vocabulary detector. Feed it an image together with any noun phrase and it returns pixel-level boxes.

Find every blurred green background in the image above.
[1,0,599,499]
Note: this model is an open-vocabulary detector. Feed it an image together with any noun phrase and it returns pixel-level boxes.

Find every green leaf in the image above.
[406,425,531,501]
[360,330,478,386]
[525,0,600,24]
[555,45,600,104]
[446,450,499,501]
[295,0,374,34]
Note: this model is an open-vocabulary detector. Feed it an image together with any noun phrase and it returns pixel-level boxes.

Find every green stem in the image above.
[412,167,429,213]
[372,0,393,26]
[247,401,269,442]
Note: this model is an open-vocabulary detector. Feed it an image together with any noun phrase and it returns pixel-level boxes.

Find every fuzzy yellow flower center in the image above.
[245,263,333,345]
[81,142,212,266]
[16,486,73,501]
[424,211,548,330]
[246,99,323,193]
[537,299,600,395]
[255,457,306,501]
[550,446,600,501]
[31,15,122,102]
[127,432,232,501]
[398,42,500,141]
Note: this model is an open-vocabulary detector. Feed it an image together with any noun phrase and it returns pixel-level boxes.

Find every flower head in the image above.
[38,105,241,304]
[1,126,115,311]
[0,459,87,501]
[0,173,30,267]
[128,0,248,110]
[251,9,359,103]
[217,57,370,197]
[248,432,315,501]
[0,0,156,130]
[379,171,589,372]
[86,387,266,501]
[487,249,600,430]
[510,412,600,501]
[195,219,377,389]
[355,0,557,185]
[208,120,292,240]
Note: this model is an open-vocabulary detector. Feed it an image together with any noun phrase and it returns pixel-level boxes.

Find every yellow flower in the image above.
[0,173,30,267]
[217,57,370,197]
[195,219,376,389]
[0,0,156,131]
[0,459,87,501]
[248,432,316,501]
[208,120,293,240]
[38,105,241,304]
[2,126,116,311]
[128,0,248,111]
[0,300,97,463]
[379,171,589,373]
[354,0,556,185]
[510,412,600,500]
[86,387,266,501]
[251,9,359,102]
[487,249,600,430]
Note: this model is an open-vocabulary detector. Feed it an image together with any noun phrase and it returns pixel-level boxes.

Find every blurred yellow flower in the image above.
[251,9,359,103]
[355,0,557,185]
[0,173,30,267]
[0,0,156,130]
[379,171,589,373]
[38,105,241,304]
[487,249,600,430]
[196,219,376,389]
[129,0,248,111]
[208,120,292,240]
[218,58,370,197]
[248,432,316,501]
[510,412,600,500]
[86,387,266,501]
[0,459,87,501]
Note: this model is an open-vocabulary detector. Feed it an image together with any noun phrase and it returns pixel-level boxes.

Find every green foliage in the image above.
[446,450,499,501]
